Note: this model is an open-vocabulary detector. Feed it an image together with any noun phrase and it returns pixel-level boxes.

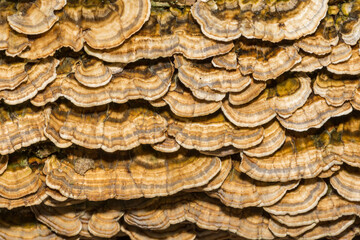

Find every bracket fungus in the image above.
[0,0,360,238]
[209,163,299,209]
[191,0,328,42]
[7,0,66,35]
[32,60,173,107]
[44,147,221,201]
[85,7,233,63]
[44,102,168,152]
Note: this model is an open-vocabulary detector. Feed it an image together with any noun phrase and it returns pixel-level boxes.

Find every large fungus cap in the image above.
[30,203,82,237]
[330,165,360,202]
[264,178,327,215]
[44,102,168,152]
[292,43,352,72]
[167,112,264,151]
[88,201,124,238]
[222,73,311,127]
[125,193,275,239]
[0,57,59,105]
[0,2,30,56]
[17,0,151,59]
[313,71,360,107]
[228,79,266,105]
[162,83,222,118]
[44,147,221,201]
[0,104,47,155]
[0,58,27,91]
[85,7,234,63]
[277,95,353,132]
[0,153,42,201]
[79,0,151,49]
[271,193,360,227]
[32,60,173,107]
[240,133,343,182]
[243,120,286,158]
[236,40,301,81]
[298,216,355,240]
[295,15,339,55]
[191,0,328,42]
[209,163,299,209]
[7,0,66,35]
[175,55,251,97]
[269,219,317,238]
[327,45,360,75]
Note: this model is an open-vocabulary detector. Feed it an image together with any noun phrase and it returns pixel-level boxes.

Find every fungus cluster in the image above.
[0,0,360,239]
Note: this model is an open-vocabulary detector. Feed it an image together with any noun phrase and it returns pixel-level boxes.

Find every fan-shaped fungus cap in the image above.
[32,60,173,107]
[0,58,27,91]
[44,147,221,201]
[264,178,327,215]
[45,102,167,152]
[298,216,355,240]
[162,84,222,118]
[31,203,82,237]
[17,13,83,60]
[17,0,150,58]
[125,193,275,239]
[277,95,352,132]
[191,0,328,42]
[313,71,360,107]
[212,51,238,70]
[121,223,196,240]
[272,193,360,227]
[222,92,276,128]
[79,0,151,49]
[0,104,47,155]
[292,43,352,72]
[0,154,42,201]
[330,165,360,202]
[124,194,189,230]
[88,201,124,238]
[0,57,59,105]
[327,45,360,75]
[74,58,113,88]
[240,133,343,182]
[0,2,30,57]
[243,120,286,158]
[228,79,266,105]
[196,157,232,192]
[7,0,66,35]
[175,55,251,97]
[295,15,339,55]
[151,134,181,153]
[209,163,299,209]
[85,7,233,63]
[236,40,301,81]
[167,112,264,151]
[222,73,311,127]
[186,196,275,239]
[269,219,317,238]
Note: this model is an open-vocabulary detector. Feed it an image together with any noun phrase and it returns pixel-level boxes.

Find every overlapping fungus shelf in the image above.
[0,0,360,239]
[84,7,234,63]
